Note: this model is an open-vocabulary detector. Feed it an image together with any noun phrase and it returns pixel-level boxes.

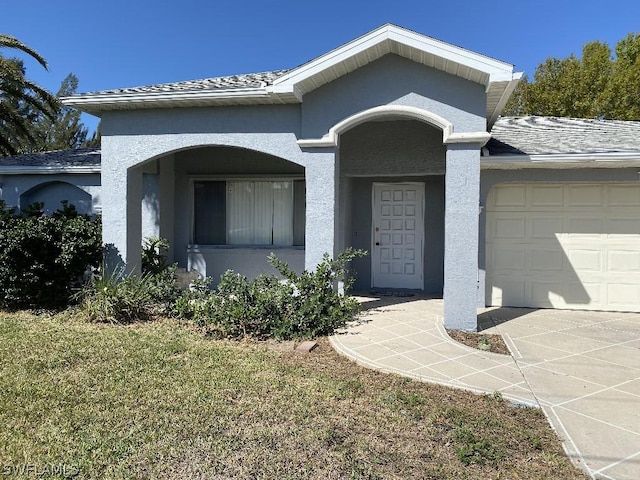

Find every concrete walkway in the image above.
[329,295,640,480]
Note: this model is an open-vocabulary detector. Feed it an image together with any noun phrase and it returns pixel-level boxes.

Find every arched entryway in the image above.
[123,144,307,282]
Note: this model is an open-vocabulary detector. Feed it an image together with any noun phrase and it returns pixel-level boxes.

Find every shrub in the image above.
[0,200,102,309]
[175,248,366,340]
[80,237,182,323]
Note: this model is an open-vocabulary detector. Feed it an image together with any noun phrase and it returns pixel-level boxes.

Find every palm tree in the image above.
[0,34,58,156]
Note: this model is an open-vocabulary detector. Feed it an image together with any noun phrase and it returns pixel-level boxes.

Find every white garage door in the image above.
[486,183,640,312]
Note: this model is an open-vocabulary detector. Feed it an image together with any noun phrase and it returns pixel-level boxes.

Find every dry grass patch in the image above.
[0,312,585,479]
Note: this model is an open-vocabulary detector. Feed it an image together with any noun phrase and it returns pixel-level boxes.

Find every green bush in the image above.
[80,237,182,323]
[0,200,102,309]
[176,248,366,340]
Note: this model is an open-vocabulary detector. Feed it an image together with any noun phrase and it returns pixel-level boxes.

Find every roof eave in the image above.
[0,165,101,175]
[61,87,299,114]
[481,151,640,169]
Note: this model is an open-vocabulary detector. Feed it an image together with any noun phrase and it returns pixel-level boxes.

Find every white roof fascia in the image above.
[273,24,514,92]
[481,152,640,169]
[62,87,270,109]
[487,71,524,128]
[265,84,303,101]
[0,166,101,175]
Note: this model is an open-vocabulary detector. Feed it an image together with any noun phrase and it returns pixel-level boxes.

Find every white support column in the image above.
[303,147,337,271]
[443,144,481,331]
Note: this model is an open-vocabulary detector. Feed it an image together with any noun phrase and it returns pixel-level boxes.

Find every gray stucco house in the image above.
[7,24,640,330]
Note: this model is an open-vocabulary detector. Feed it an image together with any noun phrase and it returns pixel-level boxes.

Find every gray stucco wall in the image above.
[340,120,445,175]
[478,167,640,306]
[188,246,304,282]
[301,54,487,138]
[0,174,101,214]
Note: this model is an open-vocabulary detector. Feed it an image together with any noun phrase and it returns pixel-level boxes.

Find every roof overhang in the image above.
[0,165,101,175]
[62,24,521,123]
[61,88,298,116]
[481,152,640,169]
[272,24,521,125]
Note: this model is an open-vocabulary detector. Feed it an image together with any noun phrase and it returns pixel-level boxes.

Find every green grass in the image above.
[0,312,586,479]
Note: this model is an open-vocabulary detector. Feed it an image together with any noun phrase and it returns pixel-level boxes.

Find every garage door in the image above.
[486,183,640,312]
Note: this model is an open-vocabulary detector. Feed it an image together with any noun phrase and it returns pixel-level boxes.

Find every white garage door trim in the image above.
[486,183,640,312]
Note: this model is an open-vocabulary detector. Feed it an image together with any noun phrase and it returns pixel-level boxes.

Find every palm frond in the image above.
[0,34,48,70]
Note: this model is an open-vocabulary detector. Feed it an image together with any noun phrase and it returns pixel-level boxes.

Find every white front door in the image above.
[372,182,424,289]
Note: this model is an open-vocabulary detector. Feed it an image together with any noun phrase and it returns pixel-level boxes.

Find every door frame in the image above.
[371,181,425,289]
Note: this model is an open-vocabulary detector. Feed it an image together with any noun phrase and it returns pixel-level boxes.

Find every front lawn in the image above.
[0,312,585,479]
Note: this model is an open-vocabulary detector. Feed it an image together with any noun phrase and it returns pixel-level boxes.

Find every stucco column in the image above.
[443,144,481,331]
[101,141,143,274]
[303,147,337,271]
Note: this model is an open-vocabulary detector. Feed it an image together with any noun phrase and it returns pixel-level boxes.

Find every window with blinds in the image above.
[193,180,305,246]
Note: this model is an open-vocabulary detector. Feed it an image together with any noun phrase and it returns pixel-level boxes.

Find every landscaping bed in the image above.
[446,330,511,355]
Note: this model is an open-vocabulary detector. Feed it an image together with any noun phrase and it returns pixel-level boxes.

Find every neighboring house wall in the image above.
[0,174,101,214]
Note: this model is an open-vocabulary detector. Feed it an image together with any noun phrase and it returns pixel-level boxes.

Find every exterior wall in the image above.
[478,167,640,306]
[99,105,337,273]
[187,246,304,281]
[301,54,486,138]
[340,120,445,175]
[0,173,101,214]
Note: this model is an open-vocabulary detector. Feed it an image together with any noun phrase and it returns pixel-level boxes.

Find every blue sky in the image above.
[2,0,639,133]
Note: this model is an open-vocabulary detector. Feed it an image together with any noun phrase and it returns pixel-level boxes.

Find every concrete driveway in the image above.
[330,296,640,480]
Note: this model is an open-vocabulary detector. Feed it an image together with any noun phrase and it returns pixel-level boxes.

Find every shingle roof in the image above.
[0,148,101,167]
[83,70,289,97]
[488,116,640,156]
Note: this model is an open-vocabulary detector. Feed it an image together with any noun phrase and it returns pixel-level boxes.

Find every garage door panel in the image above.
[530,249,563,271]
[493,185,526,207]
[609,185,640,205]
[487,183,640,313]
[492,248,525,270]
[490,278,525,305]
[493,217,526,239]
[530,281,564,307]
[531,217,563,238]
[567,249,602,272]
[608,284,640,307]
[567,217,603,237]
[568,185,603,206]
[606,218,640,237]
[531,185,564,206]
[608,251,640,272]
